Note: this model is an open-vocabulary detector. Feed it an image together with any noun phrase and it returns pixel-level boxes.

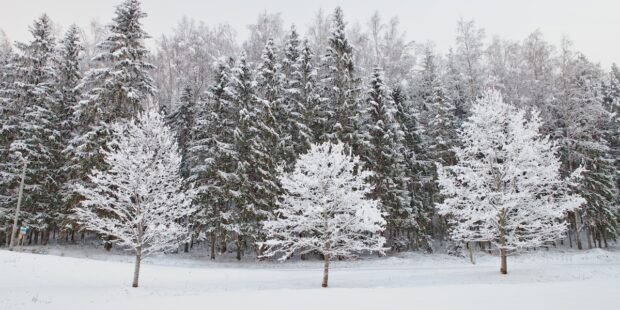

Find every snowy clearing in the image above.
[1,247,619,310]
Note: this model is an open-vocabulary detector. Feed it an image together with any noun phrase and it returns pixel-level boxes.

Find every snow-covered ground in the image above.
[1,246,619,310]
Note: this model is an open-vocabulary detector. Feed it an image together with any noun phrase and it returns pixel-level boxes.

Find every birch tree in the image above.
[437,90,585,274]
[261,142,386,287]
[75,110,195,287]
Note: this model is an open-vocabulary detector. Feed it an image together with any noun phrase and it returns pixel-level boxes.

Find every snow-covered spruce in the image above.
[436,90,585,274]
[260,142,386,288]
[75,109,195,287]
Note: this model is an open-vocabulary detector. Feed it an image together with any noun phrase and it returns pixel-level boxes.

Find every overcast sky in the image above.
[0,0,618,68]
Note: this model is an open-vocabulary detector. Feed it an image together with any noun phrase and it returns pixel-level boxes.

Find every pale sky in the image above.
[0,0,618,68]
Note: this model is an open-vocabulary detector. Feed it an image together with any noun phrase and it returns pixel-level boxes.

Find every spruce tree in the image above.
[320,7,362,151]
[78,0,156,120]
[55,25,84,231]
[166,86,196,180]
[360,68,412,250]
[71,0,156,206]
[6,15,59,238]
[298,39,323,145]
[256,38,285,165]
[419,48,459,166]
[229,53,277,259]
[190,58,237,258]
[391,85,432,249]
[281,26,314,163]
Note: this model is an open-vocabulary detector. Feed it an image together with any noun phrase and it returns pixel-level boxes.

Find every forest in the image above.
[0,0,619,282]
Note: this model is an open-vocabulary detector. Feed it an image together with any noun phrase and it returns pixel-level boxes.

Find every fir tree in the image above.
[320,7,361,151]
[419,47,459,166]
[391,86,432,247]
[360,68,412,250]
[166,86,196,180]
[190,57,237,258]
[229,53,277,259]
[55,25,84,231]
[298,39,323,144]
[256,38,285,165]
[6,15,59,237]
[78,0,156,120]
[281,26,314,164]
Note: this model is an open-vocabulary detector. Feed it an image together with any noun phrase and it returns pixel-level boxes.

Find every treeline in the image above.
[0,0,618,256]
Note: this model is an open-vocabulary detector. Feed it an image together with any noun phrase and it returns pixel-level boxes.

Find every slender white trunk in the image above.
[132,249,141,288]
[322,253,329,288]
[9,160,27,250]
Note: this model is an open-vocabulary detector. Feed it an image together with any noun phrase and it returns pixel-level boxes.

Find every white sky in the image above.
[0,0,618,68]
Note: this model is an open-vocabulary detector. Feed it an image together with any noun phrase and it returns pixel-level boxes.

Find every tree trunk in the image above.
[236,235,242,261]
[42,229,49,246]
[467,242,475,264]
[500,248,507,275]
[322,253,330,288]
[210,231,216,260]
[220,230,227,254]
[132,251,141,288]
[574,214,582,250]
[183,242,189,253]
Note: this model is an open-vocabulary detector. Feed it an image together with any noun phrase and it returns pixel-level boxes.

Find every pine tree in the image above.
[320,7,362,151]
[391,86,432,247]
[437,90,585,274]
[360,68,412,250]
[190,57,237,258]
[166,86,196,180]
[419,46,459,166]
[281,26,314,164]
[298,39,323,144]
[229,53,277,259]
[54,25,84,232]
[78,0,156,120]
[261,142,386,287]
[256,38,285,165]
[5,15,59,238]
[0,34,19,232]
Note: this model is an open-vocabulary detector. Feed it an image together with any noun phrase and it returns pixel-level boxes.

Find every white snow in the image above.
[1,247,619,310]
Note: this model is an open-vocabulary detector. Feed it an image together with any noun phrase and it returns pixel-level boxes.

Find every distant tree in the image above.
[190,58,237,258]
[281,27,314,164]
[55,25,84,231]
[319,7,362,151]
[166,86,196,181]
[360,68,411,250]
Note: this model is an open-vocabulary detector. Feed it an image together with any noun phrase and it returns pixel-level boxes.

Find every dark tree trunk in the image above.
[210,231,216,260]
[220,230,227,254]
[236,235,242,261]
[500,249,507,275]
